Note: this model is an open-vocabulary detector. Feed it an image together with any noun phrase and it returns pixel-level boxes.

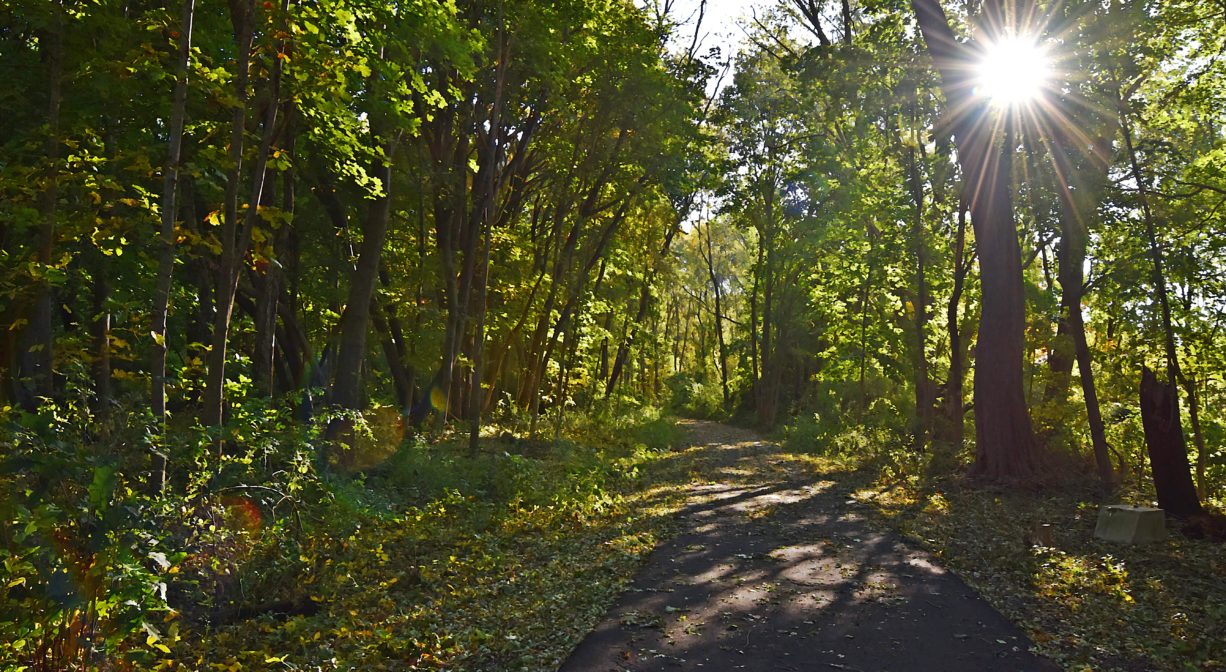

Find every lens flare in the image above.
[976,36,1051,107]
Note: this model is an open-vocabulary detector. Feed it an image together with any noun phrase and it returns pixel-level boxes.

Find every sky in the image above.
[668,0,752,58]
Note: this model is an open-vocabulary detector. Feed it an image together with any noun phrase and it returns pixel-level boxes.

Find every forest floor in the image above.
[561,420,1057,672]
[182,416,1224,670]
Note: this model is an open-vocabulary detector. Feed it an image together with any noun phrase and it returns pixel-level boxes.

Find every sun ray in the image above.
[976,35,1052,107]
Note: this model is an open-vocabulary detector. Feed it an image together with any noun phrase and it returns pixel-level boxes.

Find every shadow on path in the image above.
[559,421,1058,672]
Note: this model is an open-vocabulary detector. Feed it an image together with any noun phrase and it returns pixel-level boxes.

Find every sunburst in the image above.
[975,35,1053,108]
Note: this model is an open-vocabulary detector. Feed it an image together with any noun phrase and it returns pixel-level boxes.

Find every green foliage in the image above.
[0,402,176,667]
[0,396,687,669]
[665,373,726,420]
[171,410,683,669]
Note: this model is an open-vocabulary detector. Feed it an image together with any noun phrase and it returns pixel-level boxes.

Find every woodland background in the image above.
[1,0,1224,669]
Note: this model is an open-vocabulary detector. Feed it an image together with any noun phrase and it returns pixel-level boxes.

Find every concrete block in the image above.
[1094,505,1166,544]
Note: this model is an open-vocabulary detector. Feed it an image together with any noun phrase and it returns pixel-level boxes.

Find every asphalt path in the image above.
[560,421,1059,672]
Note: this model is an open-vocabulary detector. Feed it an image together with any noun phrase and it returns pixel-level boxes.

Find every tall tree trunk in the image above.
[19,7,65,408]
[151,0,195,424]
[701,219,730,408]
[904,146,931,451]
[749,246,760,385]
[911,0,1041,481]
[756,204,777,425]
[371,296,414,413]
[1070,302,1112,485]
[855,243,874,413]
[841,0,853,44]
[253,110,294,397]
[203,0,279,429]
[331,149,395,410]
[1183,374,1208,500]
[1048,126,1114,486]
[935,202,968,447]
[468,17,508,455]
[1119,92,1200,511]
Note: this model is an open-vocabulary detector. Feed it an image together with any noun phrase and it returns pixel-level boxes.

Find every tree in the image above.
[910,0,1042,481]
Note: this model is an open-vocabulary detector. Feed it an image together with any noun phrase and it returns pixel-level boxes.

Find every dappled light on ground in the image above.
[855,468,1226,670]
[562,421,1054,672]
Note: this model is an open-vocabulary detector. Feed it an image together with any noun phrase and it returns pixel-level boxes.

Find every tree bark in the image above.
[151,0,195,423]
[1182,374,1208,500]
[1047,124,1114,486]
[331,150,395,410]
[468,18,509,455]
[904,145,931,451]
[911,0,1041,481]
[1140,367,1202,518]
[1119,91,1200,511]
[935,202,968,447]
[203,0,283,429]
[841,0,853,44]
[701,219,730,408]
[18,8,65,408]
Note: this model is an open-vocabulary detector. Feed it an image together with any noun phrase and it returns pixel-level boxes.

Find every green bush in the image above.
[781,412,826,454]
[665,373,725,419]
[1,403,179,669]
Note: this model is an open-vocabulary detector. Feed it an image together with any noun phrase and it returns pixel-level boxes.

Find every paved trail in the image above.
[561,421,1057,672]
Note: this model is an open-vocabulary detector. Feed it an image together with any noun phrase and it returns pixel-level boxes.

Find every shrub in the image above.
[665,373,725,419]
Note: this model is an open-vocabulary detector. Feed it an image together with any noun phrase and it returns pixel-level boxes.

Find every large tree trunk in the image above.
[962,123,1041,480]
[1140,367,1202,518]
[911,0,1040,481]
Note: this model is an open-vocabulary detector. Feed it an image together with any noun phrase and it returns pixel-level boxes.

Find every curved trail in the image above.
[561,421,1057,672]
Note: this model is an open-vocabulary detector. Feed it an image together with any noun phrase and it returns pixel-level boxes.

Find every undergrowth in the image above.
[1,396,693,671]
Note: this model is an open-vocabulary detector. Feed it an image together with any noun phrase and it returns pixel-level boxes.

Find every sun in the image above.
[975,35,1052,107]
